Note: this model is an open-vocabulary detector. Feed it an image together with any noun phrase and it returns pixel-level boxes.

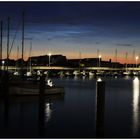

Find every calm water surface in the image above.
[0,76,140,138]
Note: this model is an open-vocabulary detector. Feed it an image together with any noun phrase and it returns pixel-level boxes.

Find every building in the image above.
[28,54,67,66]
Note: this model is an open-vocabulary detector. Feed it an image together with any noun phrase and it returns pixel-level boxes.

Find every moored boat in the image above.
[0,75,64,96]
[8,85,64,96]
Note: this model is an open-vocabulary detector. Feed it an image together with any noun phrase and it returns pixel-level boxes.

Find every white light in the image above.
[2,61,5,64]
[47,79,53,87]
[136,56,139,60]
[27,71,32,76]
[132,77,140,135]
[13,71,19,76]
[48,53,51,56]
[99,55,102,58]
[45,103,52,123]
[97,77,102,82]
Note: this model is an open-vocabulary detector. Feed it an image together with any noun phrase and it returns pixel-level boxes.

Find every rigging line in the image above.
[8,21,21,58]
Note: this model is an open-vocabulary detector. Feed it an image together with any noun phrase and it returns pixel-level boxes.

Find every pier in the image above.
[6,65,140,72]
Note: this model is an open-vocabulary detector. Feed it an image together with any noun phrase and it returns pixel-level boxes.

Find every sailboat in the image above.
[4,12,65,96]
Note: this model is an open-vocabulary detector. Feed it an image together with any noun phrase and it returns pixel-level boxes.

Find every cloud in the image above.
[95,42,100,44]
[115,43,134,47]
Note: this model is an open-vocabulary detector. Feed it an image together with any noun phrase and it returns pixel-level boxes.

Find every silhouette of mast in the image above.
[115,49,117,63]
[133,50,135,70]
[125,52,128,72]
[15,46,19,72]
[29,41,32,73]
[97,49,99,67]
[7,17,10,71]
[79,51,81,68]
[21,12,24,76]
[22,12,24,62]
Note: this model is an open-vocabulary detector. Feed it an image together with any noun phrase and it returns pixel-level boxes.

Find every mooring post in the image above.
[96,79,105,137]
[38,93,45,137]
[39,74,46,137]
[39,74,45,95]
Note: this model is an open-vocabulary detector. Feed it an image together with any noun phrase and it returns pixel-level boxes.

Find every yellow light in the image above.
[136,56,139,60]
[48,53,51,56]
[97,77,102,82]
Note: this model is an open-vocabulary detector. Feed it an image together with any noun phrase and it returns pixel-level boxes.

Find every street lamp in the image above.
[136,56,139,68]
[2,60,5,70]
[99,55,102,67]
[48,53,51,67]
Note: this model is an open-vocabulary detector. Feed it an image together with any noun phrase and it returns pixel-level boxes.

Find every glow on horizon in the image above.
[2,38,139,64]
[2,49,139,64]
[1,38,139,64]
[1,37,139,64]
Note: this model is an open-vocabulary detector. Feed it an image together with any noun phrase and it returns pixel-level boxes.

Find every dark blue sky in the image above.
[1,2,140,63]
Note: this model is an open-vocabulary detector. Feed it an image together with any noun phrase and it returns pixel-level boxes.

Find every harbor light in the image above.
[136,56,139,60]
[97,77,102,82]
[98,55,102,67]
[2,60,5,70]
[135,56,139,68]
[2,60,5,65]
[48,53,51,67]
[48,53,51,57]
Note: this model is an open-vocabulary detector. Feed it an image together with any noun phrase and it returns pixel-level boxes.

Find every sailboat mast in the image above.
[125,52,128,71]
[29,41,32,72]
[21,12,25,76]
[97,49,99,67]
[79,51,81,66]
[21,12,24,65]
[115,49,117,63]
[7,17,10,71]
[15,46,19,72]
[0,20,2,70]
[133,50,135,70]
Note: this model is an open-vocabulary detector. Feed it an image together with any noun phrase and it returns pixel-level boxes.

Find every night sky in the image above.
[1,2,140,63]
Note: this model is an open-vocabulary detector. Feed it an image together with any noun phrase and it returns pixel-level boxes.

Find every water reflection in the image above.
[0,94,65,138]
[89,75,94,80]
[82,76,86,81]
[132,77,140,136]
[39,95,65,137]
[45,103,52,123]
[74,75,79,80]
[124,75,131,80]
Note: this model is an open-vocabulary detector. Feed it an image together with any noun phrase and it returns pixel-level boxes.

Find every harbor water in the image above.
[0,76,140,138]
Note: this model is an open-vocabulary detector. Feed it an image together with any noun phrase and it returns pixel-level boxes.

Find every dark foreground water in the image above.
[0,76,140,138]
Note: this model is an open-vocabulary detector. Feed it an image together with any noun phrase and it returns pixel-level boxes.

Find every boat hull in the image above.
[8,86,64,96]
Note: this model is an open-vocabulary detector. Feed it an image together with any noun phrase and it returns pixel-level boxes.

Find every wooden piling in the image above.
[38,94,45,137]
[96,80,105,137]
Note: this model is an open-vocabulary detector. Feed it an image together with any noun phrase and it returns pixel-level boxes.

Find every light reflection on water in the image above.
[132,77,140,136]
[74,75,79,81]
[1,76,140,138]
[45,102,52,123]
